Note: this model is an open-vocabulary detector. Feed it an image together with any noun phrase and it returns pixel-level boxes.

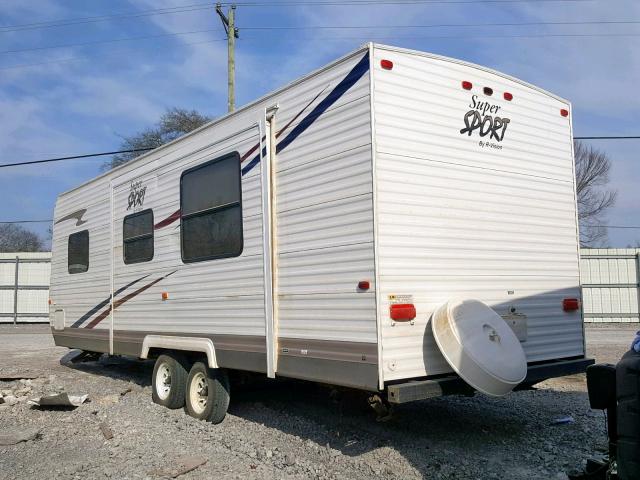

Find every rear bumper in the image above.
[386,356,595,404]
[521,357,595,386]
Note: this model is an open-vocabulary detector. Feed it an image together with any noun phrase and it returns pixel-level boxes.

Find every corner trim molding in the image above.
[141,335,218,368]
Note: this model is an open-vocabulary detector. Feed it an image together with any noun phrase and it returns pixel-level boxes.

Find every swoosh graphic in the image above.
[239,84,330,164]
[85,270,177,329]
[241,52,370,176]
[143,53,370,229]
[55,208,88,227]
[70,274,150,328]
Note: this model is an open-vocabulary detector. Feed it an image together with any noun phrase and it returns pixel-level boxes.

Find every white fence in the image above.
[580,248,640,323]
[0,252,51,324]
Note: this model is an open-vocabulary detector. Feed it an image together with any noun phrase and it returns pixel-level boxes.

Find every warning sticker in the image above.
[388,294,413,304]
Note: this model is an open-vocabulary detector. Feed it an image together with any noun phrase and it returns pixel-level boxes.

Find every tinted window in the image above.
[123,209,154,264]
[181,152,243,263]
[68,230,89,274]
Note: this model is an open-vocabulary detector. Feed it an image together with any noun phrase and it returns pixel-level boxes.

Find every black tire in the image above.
[151,353,189,409]
[184,362,230,424]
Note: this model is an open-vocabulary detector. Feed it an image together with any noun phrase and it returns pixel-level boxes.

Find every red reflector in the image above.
[390,304,416,321]
[380,59,393,70]
[560,108,569,117]
[358,281,370,290]
[563,298,579,312]
[483,86,493,96]
[503,92,513,101]
[462,81,472,90]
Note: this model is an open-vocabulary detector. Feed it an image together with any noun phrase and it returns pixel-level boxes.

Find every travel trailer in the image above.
[50,43,592,423]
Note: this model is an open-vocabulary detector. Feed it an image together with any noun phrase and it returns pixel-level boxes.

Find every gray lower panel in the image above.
[113,330,268,373]
[277,355,378,391]
[52,328,109,353]
[216,350,267,374]
[279,337,378,364]
[54,328,379,390]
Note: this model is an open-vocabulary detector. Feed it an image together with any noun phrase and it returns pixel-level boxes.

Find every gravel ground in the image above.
[0,323,637,480]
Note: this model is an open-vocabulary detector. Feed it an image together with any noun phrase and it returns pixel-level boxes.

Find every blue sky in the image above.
[1,0,638,247]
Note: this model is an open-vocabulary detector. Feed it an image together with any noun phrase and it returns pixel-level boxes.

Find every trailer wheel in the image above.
[151,354,188,409]
[184,362,230,424]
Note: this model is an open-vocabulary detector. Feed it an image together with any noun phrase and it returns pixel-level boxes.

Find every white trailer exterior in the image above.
[50,44,590,401]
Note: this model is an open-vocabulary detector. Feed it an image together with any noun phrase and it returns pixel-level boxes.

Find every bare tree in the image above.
[0,224,45,252]
[103,108,212,171]
[574,141,617,247]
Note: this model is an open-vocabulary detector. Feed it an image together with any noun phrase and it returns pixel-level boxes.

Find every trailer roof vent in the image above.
[462,81,472,90]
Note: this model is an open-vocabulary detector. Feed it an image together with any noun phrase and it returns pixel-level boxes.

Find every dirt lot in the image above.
[0,324,636,480]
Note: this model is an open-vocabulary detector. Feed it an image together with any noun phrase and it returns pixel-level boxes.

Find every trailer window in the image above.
[68,230,89,274]
[123,209,154,264]
[180,152,243,263]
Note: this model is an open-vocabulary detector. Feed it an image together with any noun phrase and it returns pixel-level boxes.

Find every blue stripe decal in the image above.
[241,52,370,176]
[70,274,150,328]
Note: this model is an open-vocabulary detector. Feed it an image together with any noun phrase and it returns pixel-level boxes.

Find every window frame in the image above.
[179,151,244,264]
[68,229,89,274]
[123,208,154,265]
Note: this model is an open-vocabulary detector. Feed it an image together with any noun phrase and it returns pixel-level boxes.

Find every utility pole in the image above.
[216,3,239,112]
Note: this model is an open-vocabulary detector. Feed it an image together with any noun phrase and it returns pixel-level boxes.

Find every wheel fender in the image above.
[141,335,218,368]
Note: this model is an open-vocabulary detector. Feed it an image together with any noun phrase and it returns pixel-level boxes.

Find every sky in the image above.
[1,0,638,248]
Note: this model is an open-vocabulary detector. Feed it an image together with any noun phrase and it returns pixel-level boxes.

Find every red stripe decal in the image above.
[154,209,181,230]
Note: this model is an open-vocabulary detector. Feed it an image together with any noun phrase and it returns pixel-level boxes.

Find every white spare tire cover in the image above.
[432,298,527,396]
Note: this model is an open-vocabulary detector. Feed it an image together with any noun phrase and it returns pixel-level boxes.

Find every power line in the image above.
[0,148,155,169]
[241,32,640,41]
[0,2,606,35]
[596,226,640,230]
[3,28,635,58]
[224,0,592,5]
[0,220,52,224]
[0,29,226,55]
[0,3,213,33]
[0,38,228,72]
[243,20,640,30]
[575,136,640,140]
[3,134,638,169]
[0,0,593,35]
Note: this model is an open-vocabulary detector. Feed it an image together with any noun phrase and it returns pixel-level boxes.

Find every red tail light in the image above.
[390,304,416,321]
[357,280,370,290]
[503,92,513,101]
[483,86,493,96]
[380,59,393,70]
[462,81,473,90]
[560,108,569,117]
[563,298,579,312]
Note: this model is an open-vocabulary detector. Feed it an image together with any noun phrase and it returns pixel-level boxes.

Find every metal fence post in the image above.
[13,255,19,326]
[636,252,640,323]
